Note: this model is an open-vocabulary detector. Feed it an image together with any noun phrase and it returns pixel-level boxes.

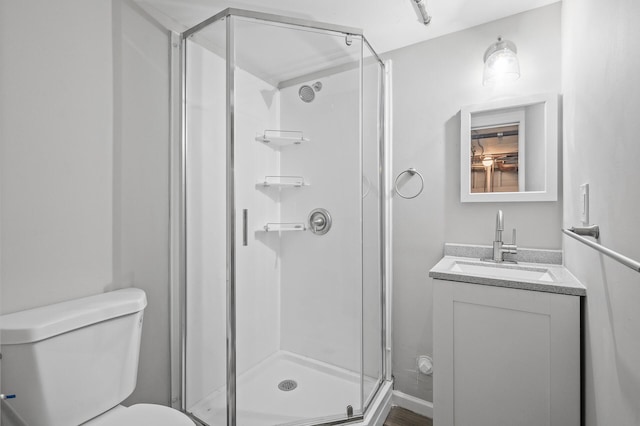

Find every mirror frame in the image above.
[460,93,558,203]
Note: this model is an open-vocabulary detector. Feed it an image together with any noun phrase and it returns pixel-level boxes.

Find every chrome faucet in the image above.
[490,210,517,263]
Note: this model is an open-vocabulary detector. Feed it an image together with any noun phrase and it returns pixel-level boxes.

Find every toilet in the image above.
[0,288,194,426]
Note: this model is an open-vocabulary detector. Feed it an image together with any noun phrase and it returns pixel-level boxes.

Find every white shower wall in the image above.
[279,70,363,373]
[278,57,383,380]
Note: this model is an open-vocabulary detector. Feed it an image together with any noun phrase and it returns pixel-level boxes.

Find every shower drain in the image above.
[277,379,298,391]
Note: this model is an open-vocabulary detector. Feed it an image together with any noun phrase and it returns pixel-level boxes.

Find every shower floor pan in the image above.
[189,350,378,426]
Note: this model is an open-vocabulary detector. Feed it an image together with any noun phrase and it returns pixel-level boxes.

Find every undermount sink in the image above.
[448,260,556,283]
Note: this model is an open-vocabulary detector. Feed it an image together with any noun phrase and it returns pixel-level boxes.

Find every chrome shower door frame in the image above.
[176,8,390,426]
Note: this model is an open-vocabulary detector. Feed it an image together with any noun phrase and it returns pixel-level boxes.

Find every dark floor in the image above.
[383,406,433,426]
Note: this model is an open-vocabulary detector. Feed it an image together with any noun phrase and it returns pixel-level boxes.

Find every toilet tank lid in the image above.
[0,288,147,345]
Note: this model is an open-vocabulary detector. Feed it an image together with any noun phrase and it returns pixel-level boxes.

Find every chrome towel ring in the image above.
[393,167,424,200]
[394,168,424,199]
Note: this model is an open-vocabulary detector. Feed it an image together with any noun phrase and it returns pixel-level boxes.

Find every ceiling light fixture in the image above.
[413,0,432,25]
[483,36,520,86]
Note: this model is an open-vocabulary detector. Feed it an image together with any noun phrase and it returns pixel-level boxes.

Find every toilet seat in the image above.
[83,404,195,425]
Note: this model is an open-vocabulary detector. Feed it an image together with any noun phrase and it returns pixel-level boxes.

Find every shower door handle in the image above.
[242,209,248,246]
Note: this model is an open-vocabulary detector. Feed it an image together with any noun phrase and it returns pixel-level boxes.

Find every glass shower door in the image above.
[361,40,386,411]
[183,15,228,426]
[231,15,366,426]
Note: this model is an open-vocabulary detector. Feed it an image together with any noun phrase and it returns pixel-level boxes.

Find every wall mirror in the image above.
[460,93,558,202]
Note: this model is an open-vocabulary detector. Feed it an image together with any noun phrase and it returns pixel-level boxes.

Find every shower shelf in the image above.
[258,176,307,188]
[255,130,309,147]
[260,223,306,232]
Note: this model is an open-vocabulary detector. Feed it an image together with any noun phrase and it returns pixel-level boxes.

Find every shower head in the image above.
[299,85,315,103]
[298,81,323,103]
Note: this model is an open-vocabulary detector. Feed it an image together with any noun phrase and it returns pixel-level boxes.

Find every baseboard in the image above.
[391,391,433,419]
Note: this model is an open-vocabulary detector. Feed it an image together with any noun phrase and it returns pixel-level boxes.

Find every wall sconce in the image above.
[483,36,520,85]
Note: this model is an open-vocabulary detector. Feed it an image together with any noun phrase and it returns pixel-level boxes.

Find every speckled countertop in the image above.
[429,244,586,297]
[443,243,563,264]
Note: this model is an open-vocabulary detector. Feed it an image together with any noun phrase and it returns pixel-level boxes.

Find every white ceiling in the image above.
[136,0,560,54]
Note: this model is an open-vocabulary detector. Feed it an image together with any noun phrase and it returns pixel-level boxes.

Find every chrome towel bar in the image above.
[562,227,640,273]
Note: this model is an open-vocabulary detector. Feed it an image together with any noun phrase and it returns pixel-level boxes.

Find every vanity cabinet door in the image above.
[433,279,580,426]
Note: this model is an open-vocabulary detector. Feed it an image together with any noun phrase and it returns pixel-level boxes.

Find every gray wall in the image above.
[113,0,172,406]
[1,0,114,313]
[561,0,640,424]
[383,3,562,401]
[0,0,172,406]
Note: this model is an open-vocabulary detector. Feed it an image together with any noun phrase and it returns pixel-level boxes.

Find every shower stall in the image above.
[175,9,391,426]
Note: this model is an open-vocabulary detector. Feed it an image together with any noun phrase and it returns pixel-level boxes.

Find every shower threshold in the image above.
[188,350,379,426]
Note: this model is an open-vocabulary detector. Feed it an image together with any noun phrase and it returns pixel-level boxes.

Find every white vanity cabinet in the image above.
[432,279,581,426]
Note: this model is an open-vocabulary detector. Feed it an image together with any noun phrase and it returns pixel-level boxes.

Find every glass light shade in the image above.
[483,38,520,86]
[482,156,494,167]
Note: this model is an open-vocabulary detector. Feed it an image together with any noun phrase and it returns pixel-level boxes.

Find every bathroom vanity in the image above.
[429,245,585,426]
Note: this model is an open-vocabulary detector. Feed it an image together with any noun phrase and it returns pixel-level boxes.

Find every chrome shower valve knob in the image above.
[308,208,332,235]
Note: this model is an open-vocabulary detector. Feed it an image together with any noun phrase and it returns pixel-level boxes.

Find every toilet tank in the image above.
[0,288,147,426]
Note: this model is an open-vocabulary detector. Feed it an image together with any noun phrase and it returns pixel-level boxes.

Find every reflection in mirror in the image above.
[471,123,522,193]
[460,93,558,202]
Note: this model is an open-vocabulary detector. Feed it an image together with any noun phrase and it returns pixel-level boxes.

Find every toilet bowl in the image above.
[0,288,194,426]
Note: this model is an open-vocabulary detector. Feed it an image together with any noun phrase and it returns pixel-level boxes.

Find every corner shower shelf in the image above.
[261,223,306,232]
[258,176,307,188]
[255,130,309,147]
